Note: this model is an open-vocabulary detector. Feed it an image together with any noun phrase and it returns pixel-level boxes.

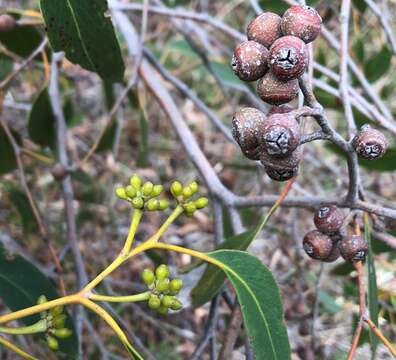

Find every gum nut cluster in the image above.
[142,265,183,315]
[115,174,169,211]
[352,124,388,161]
[37,295,72,352]
[303,205,369,263]
[231,6,322,181]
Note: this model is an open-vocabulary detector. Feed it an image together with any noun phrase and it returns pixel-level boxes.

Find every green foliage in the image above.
[191,229,255,307]
[364,46,392,83]
[8,188,38,234]
[0,126,17,175]
[40,0,125,82]
[0,22,43,58]
[365,221,379,356]
[0,54,13,81]
[208,250,291,360]
[28,87,55,148]
[0,243,78,356]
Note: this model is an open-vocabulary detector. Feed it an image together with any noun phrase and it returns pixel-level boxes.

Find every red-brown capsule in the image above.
[261,147,301,181]
[264,164,298,182]
[338,235,368,262]
[247,12,282,48]
[303,230,333,260]
[269,36,308,80]
[322,243,341,263]
[314,205,345,234]
[231,41,269,82]
[281,6,322,44]
[257,71,299,105]
[261,113,301,157]
[267,104,294,116]
[232,107,266,160]
[0,14,16,32]
[352,125,388,160]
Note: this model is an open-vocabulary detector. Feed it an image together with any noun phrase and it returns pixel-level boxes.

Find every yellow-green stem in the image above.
[0,320,47,335]
[0,336,38,360]
[90,291,150,303]
[141,205,184,245]
[122,210,143,254]
[0,295,79,325]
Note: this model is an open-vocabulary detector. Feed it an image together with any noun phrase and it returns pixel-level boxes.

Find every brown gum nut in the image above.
[313,205,345,234]
[257,71,299,105]
[247,12,283,48]
[231,40,269,82]
[232,107,266,160]
[303,230,333,260]
[0,14,16,32]
[352,125,388,160]
[281,5,322,44]
[264,164,298,181]
[260,113,301,157]
[267,104,294,116]
[269,36,309,81]
[322,243,341,262]
[260,146,302,169]
[338,235,368,262]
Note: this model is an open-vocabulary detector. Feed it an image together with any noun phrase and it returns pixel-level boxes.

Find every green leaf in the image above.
[210,61,245,87]
[0,126,17,175]
[258,1,288,14]
[8,188,38,234]
[365,218,379,356]
[0,243,78,356]
[0,54,13,81]
[319,290,342,314]
[0,23,43,59]
[40,0,125,82]
[353,0,367,12]
[364,46,392,83]
[353,37,365,64]
[191,229,256,307]
[28,87,55,148]
[208,250,291,360]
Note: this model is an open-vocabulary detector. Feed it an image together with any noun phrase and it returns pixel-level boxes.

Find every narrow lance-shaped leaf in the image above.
[207,250,291,360]
[40,0,125,82]
[365,216,379,357]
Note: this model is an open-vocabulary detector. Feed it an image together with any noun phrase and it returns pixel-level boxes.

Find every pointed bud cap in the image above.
[195,197,209,209]
[155,264,170,280]
[142,268,155,285]
[130,174,142,189]
[125,185,137,198]
[171,181,183,197]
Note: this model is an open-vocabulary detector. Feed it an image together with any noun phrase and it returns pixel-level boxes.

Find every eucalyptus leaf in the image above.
[40,0,124,82]
[208,250,291,360]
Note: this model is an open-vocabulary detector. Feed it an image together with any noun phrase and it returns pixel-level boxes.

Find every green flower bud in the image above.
[184,202,196,214]
[115,187,128,200]
[131,197,144,209]
[50,306,63,317]
[125,185,137,198]
[130,174,142,190]
[157,305,169,315]
[188,181,198,194]
[37,295,47,305]
[182,187,193,199]
[169,279,183,294]
[151,184,163,197]
[195,197,209,209]
[156,278,170,293]
[148,295,161,310]
[170,299,183,311]
[146,199,159,211]
[170,181,183,197]
[155,264,170,280]
[52,314,67,329]
[158,200,169,211]
[142,182,154,196]
[47,336,59,351]
[54,328,72,339]
[161,295,176,308]
[142,268,155,285]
